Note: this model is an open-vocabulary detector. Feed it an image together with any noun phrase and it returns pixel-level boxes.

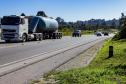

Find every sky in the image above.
[0,0,126,22]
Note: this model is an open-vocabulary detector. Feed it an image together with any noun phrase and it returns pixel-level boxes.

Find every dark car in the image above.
[95,32,102,36]
[72,30,81,37]
[103,32,109,36]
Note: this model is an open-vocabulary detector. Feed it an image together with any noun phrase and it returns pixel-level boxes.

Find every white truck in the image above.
[1,15,62,42]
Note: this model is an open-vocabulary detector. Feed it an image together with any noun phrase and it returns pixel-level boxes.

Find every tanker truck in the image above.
[0,15,62,42]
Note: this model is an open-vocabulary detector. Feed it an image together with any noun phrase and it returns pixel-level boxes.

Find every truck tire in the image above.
[22,34,27,42]
[57,33,59,39]
[39,34,43,41]
[52,33,56,39]
[59,33,62,39]
[34,34,39,41]
[49,34,52,39]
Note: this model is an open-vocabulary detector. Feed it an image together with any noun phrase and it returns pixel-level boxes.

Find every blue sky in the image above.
[0,0,126,21]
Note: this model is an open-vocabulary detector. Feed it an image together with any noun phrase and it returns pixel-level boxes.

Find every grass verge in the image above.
[31,39,126,84]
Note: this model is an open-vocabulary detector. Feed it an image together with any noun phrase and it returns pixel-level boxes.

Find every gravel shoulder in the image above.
[56,40,104,71]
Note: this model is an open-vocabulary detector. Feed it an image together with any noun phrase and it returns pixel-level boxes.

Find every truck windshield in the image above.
[1,17,20,25]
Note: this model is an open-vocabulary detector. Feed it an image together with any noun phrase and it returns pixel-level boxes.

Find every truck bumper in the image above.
[1,34,22,42]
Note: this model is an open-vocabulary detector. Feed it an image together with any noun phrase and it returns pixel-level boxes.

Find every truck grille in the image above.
[2,29,17,39]
[3,29,16,33]
[3,34,15,38]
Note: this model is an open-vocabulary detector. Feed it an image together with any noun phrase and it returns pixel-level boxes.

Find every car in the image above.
[103,32,109,36]
[95,32,102,36]
[72,30,81,37]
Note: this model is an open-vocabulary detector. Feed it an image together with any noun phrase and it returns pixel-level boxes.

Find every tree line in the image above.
[56,17,119,32]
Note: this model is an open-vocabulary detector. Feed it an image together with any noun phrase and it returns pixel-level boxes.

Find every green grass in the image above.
[42,39,126,84]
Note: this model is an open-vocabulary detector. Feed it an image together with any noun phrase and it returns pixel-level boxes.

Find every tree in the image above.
[56,17,64,23]
[21,13,26,16]
[113,13,126,40]
[56,17,65,28]
[111,21,116,29]
[36,11,48,17]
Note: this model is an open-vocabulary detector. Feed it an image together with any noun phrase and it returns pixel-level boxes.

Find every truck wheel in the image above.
[59,33,62,39]
[22,34,27,42]
[49,34,52,39]
[52,33,56,39]
[35,35,39,41]
[39,34,43,41]
[57,33,59,39]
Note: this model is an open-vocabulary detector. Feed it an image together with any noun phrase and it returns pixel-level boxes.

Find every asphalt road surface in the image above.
[0,35,110,65]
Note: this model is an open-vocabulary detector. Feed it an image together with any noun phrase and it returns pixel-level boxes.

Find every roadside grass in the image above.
[32,39,126,84]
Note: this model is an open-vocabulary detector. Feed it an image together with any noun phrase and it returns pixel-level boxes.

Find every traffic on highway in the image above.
[0,9,113,84]
[0,35,111,65]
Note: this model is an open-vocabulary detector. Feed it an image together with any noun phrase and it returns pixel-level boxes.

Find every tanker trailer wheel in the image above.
[22,34,27,42]
[59,33,62,39]
[57,33,59,39]
[34,34,39,41]
[52,33,56,39]
[57,33,60,39]
[39,34,43,41]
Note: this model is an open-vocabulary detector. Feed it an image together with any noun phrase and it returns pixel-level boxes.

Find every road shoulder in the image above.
[30,40,105,84]
[55,40,104,71]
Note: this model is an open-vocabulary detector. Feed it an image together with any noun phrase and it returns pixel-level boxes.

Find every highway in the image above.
[0,35,109,65]
[0,35,112,84]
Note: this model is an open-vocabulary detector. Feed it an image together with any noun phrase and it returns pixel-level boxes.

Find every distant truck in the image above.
[1,14,62,42]
[72,30,81,37]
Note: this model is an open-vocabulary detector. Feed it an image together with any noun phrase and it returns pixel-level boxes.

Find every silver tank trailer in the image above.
[29,16,58,33]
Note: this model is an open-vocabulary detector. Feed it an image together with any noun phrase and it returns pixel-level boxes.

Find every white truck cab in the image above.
[1,14,62,42]
[1,16,28,42]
